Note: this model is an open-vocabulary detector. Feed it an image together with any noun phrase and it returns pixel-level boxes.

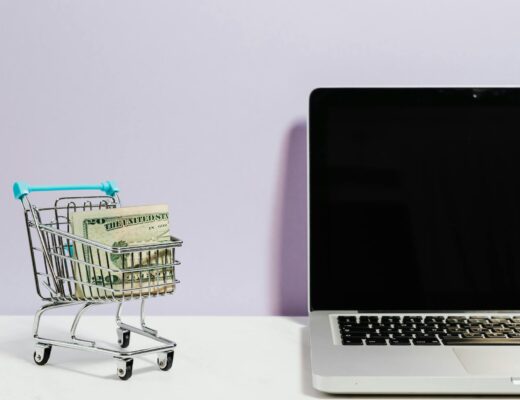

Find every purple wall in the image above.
[2,0,520,315]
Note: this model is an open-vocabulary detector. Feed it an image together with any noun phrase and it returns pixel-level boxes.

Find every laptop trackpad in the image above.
[454,348,520,375]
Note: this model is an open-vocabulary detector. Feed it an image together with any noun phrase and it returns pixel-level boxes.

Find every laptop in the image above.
[309,88,520,394]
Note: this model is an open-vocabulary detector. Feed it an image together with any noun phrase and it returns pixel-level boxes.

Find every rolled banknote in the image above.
[69,204,175,299]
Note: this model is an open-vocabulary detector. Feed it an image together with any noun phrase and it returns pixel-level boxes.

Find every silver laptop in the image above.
[309,88,520,394]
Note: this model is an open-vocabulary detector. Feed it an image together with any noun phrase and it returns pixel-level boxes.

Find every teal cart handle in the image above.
[13,181,119,200]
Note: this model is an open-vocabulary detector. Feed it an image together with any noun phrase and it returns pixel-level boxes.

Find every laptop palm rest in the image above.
[454,348,520,375]
[321,347,466,376]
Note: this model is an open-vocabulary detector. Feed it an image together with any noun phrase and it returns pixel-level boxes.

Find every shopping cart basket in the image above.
[13,180,183,380]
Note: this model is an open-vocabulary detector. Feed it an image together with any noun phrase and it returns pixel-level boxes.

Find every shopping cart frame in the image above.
[14,181,183,380]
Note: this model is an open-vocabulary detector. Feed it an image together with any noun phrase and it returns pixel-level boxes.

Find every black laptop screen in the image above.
[310,88,520,311]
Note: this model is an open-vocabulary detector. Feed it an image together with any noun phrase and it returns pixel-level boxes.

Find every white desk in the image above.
[0,316,495,399]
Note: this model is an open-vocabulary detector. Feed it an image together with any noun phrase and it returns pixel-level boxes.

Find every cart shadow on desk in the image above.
[0,336,160,380]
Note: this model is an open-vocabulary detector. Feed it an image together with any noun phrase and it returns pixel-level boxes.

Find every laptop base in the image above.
[311,311,520,394]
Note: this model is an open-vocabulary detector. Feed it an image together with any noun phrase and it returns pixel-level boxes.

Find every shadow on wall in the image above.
[275,121,308,316]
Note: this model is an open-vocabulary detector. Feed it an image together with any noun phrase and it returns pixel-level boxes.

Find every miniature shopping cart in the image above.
[13,180,182,380]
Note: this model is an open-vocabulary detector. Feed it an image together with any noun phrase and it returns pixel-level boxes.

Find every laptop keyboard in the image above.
[338,315,520,345]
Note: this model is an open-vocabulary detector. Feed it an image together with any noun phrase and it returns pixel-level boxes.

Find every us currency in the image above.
[69,205,175,299]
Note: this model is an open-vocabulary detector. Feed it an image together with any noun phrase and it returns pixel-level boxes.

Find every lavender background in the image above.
[1,0,520,315]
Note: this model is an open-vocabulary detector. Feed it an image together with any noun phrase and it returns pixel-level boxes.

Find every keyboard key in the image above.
[446,316,467,323]
[415,334,437,340]
[486,332,507,338]
[359,316,378,323]
[468,318,488,324]
[340,323,369,329]
[373,323,388,329]
[403,316,423,323]
[390,338,411,345]
[368,335,388,340]
[341,333,367,339]
[338,316,357,323]
[447,327,466,333]
[427,328,446,335]
[425,316,445,323]
[382,316,400,323]
[366,338,387,345]
[463,332,483,338]
[490,318,511,324]
[401,325,419,330]
[341,330,369,336]
[393,333,413,339]
[413,338,440,345]
[440,334,461,339]
[340,325,368,331]
[342,338,363,345]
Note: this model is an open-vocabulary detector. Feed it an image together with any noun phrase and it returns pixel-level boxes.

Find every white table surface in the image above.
[0,316,501,400]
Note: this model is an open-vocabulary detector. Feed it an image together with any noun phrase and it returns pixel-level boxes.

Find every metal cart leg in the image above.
[33,302,78,367]
[33,302,75,338]
[70,302,95,346]
[116,299,176,346]
[114,299,162,347]
[115,302,132,348]
[116,299,162,340]
[140,299,158,336]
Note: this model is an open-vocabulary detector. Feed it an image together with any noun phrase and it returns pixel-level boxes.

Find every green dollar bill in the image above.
[69,205,175,299]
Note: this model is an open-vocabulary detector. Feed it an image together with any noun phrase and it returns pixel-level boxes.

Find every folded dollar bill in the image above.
[69,204,175,299]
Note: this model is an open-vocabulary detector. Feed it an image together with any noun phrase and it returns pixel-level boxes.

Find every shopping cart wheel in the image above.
[117,358,133,380]
[157,351,174,371]
[117,328,130,348]
[33,344,51,366]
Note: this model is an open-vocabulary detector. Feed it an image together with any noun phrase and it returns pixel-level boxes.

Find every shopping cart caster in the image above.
[117,328,130,348]
[117,358,133,380]
[157,351,174,371]
[33,344,52,366]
